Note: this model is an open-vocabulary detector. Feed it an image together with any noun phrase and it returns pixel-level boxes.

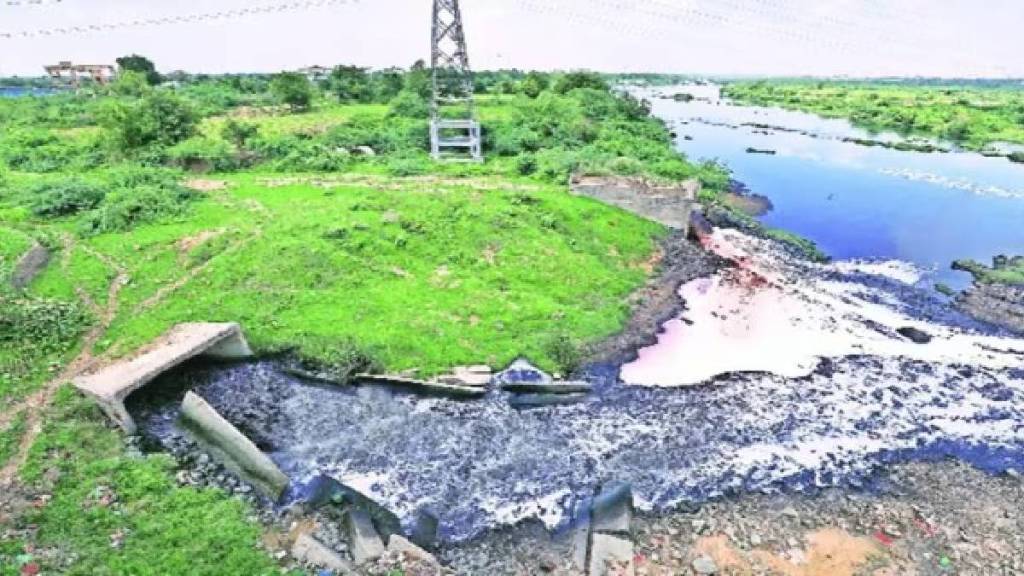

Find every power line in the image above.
[0,0,359,39]
[3,0,64,6]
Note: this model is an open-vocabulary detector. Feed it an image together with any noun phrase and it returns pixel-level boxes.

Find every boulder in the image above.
[411,508,439,550]
[897,326,932,344]
[291,533,355,574]
[179,391,289,500]
[346,508,385,564]
[352,146,376,157]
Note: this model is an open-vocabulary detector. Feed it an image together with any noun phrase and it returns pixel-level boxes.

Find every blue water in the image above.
[646,85,1024,290]
[0,86,59,98]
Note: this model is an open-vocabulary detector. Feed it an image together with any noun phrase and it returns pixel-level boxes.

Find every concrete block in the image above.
[387,535,440,567]
[180,391,289,500]
[346,508,385,564]
[592,482,633,535]
[588,533,634,576]
[292,533,355,574]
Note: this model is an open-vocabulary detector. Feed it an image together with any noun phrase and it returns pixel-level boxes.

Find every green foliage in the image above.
[554,71,610,94]
[100,90,198,154]
[28,179,107,218]
[388,90,430,119]
[80,183,195,235]
[270,72,314,112]
[107,71,152,98]
[1009,151,1024,163]
[167,136,238,172]
[116,54,161,85]
[724,81,1024,151]
[521,71,550,99]
[328,65,371,102]
[220,118,259,148]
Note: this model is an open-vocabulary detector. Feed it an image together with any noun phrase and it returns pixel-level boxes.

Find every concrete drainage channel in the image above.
[73,322,615,575]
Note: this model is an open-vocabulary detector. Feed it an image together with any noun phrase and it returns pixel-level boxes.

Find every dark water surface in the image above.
[645,85,1024,290]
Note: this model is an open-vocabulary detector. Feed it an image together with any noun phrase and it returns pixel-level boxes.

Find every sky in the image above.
[1,0,1022,78]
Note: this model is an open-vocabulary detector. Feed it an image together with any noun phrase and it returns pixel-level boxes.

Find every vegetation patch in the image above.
[724,81,1024,152]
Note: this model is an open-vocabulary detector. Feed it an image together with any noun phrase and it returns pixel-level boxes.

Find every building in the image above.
[298,65,331,83]
[44,61,117,87]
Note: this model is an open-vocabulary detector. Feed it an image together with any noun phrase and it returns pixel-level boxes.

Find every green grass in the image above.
[12,387,285,575]
[0,412,27,467]
[200,102,389,137]
[953,258,1024,286]
[724,81,1024,151]
[84,172,664,373]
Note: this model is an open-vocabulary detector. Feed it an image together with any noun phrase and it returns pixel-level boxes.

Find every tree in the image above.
[270,72,314,112]
[554,71,609,94]
[372,68,405,103]
[221,119,259,148]
[521,71,550,98]
[116,54,161,85]
[101,91,197,153]
[405,60,432,100]
[108,70,151,97]
[328,65,370,102]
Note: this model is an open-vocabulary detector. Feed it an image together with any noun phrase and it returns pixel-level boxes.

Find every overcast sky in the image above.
[1,0,1022,78]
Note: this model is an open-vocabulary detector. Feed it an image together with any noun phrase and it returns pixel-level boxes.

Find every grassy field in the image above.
[0,70,705,574]
[723,81,1024,151]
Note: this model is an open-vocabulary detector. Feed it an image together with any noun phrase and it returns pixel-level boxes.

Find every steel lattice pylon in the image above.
[430,0,482,161]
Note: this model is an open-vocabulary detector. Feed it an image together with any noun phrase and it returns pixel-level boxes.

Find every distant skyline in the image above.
[1,0,1022,78]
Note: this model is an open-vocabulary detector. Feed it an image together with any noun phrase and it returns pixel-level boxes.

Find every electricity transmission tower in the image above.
[430,0,482,161]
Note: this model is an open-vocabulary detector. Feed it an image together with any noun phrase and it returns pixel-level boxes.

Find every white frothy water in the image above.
[621,229,1024,387]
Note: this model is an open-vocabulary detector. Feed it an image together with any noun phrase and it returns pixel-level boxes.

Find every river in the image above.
[127,85,1024,545]
[644,84,1024,290]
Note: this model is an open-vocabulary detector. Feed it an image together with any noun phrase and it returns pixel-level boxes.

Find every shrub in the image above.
[270,72,313,112]
[100,91,198,153]
[28,179,106,217]
[385,153,431,176]
[249,134,350,172]
[0,295,90,349]
[81,183,194,235]
[553,71,609,94]
[220,119,259,148]
[388,90,429,119]
[166,136,237,172]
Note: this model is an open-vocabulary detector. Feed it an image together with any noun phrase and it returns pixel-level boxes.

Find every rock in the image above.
[387,535,440,567]
[178,391,289,500]
[292,533,355,574]
[493,358,553,386]
[352,146,376,157]
[692,555,718,574]
[592,482,633,535]
[345,508,385,564]
[11,243,50,291]
[411,508,439,550]
[589,533,635,576]
[897,326,932,344]
[508,393,588,408]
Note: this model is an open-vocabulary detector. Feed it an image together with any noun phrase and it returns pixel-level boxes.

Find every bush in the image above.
[0,295,90,349]
[220,119,259,148]
[553,71,609,94]
[28,179,106,217]
[81,183,194,235]
[167,137,237,172]
[249,134,350,172]
[388,90,429,118]
[270,72,313,112]
[385,153,431,176]
[100,91,198,154]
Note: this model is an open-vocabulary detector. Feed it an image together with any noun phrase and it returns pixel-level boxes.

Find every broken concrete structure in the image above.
[291,533,355,573]
[73,322,254,433]
[180,391,290,500]
[346,508,386,565]
[571,175,699,234]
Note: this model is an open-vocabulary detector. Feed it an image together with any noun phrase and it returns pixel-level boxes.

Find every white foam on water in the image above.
[621,228,1024,387]
[832,259,924,285]
[879,167,1024,199]
[480,488,572,531]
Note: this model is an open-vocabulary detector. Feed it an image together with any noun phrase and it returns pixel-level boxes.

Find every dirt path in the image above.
[0,247,128,485]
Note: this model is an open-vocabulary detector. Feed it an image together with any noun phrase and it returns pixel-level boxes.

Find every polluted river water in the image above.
[128,85,1024,545]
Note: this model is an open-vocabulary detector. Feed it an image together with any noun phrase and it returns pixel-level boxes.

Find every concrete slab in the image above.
[591,482,633,535]
[346,508,385,565]
[292,533,355,574]
[588,533,635,576]
[73,322,253,433]
[572,175,699,234]
[180,391,289,500]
